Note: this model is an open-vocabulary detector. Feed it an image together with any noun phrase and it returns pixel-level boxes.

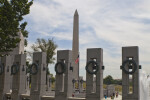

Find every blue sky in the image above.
[25,0,150,79]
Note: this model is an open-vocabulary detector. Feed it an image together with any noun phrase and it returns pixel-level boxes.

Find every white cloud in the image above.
[39,31,72,41]
[24,41,34,52]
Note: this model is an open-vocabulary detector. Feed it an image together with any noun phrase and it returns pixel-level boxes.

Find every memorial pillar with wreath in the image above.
[30,52,46,100]
[55,50,73,100]
[72,79,76,93]
[121,46,141,100]
[11,54,26,100]
[79,76,84,93]
[86,48,104,100]
[0,56,12,100]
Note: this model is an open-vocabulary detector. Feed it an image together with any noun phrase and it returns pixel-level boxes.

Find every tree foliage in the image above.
[104,75,122,85]
[31,38,57,67]
[51,75,55,84]
[104,75,114,85]
[0,0,33,56]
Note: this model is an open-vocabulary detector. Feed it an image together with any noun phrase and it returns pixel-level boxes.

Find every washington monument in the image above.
[72,10,79,80]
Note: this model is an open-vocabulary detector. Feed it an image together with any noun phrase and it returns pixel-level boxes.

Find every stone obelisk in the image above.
[72,10,79,80]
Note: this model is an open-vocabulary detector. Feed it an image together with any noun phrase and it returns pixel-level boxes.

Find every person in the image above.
[104,95,107,99]
[116,92,118,98]
[113,92,115,97]
[111,95,114,100]
[72,94,74,97]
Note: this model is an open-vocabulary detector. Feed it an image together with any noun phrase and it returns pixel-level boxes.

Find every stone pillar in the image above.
[55,50,73,100]
[11,54,26,100]
[72,79,76,93]
[25,73,30,94]
[9,31,25,55]
[47,75,52,91]
[30,52,47,100]
[0,56,12,100]
[121,46,140,100]
[79,76,84,93]
[86,48,104,100]
[106,85,115,97]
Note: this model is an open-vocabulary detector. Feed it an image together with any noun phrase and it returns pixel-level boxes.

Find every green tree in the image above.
[0,0,33,56]
[31,38,57,84]
[31,38,57,67]
[51,76,55,84]
[104,75,114,85]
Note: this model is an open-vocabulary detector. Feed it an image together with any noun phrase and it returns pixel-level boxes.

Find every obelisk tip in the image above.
[74,9,78,16]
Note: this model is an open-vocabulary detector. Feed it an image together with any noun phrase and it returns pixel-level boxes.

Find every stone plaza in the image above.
[0,10,145,100]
